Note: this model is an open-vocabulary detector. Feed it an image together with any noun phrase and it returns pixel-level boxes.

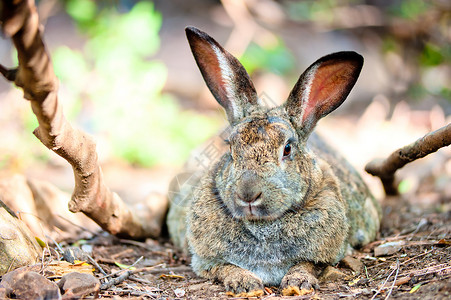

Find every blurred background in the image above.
[0,0,450,203]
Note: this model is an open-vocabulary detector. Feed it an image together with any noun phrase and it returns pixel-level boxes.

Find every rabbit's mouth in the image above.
[233,202,281,221]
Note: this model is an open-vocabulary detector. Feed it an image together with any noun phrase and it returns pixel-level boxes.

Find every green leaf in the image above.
[115,262,136,270]
[409,283,422,293]
[66,0,96,24]
[35,237,47,248]
[240,41,295,76]
[398,179,413,194]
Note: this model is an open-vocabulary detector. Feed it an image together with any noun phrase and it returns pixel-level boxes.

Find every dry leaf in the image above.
[348,277,361,286]
[159,274,185,280]
[410,283,422,293]
[225,289,264,297]
[281,286,314,296]
[437,239,451,245]
[46,261,95,277]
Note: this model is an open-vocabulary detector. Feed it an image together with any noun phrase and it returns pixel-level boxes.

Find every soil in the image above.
[48,184,450,300]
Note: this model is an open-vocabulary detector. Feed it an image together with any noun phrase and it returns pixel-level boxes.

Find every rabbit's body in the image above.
[167,27,381,295]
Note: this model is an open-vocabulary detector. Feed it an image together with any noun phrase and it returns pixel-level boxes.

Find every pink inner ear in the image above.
[194,42,229,106]
[302,61,355,123]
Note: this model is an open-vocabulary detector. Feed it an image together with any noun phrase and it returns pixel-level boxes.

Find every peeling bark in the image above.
[365,123,451,195]
[0,0,166,239]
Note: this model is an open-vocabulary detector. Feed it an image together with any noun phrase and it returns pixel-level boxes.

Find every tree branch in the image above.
[365,123,451,195]
[0,0,166,239]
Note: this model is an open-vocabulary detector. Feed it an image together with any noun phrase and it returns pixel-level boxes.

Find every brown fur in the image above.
[166,27,381,295]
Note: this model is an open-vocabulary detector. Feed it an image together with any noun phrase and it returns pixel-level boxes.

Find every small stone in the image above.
[340,256,363,273]
[174,288,186,297]
[57,272,100,297]
[0,269,61,299]
[374,241,404,257]
[62,247,89,263]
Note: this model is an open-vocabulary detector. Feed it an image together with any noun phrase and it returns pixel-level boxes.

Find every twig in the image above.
[112,288,161,297]
[99,264,164,290]
[0,198,18,218]
[99,256,145,280]
[0,0,165,239]
[385,259,400,300]
[407,264,451,277]
[128,276,154,285]
[147,265,193,274]
[87,254,107,276]
[399,248,434,266]
[45,234,63,253]
[365,123,451,195]
[370,262,398,300]
[100,263,165,281]
[100,269,133,290]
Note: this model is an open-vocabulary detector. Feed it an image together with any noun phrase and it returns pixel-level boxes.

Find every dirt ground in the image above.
[43,178,449,300]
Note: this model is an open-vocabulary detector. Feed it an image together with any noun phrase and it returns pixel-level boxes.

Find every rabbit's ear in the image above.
[186,26,258,124]
[285,51,363,139]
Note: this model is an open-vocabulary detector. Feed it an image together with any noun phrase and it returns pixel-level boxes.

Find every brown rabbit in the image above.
[167,26,381,296]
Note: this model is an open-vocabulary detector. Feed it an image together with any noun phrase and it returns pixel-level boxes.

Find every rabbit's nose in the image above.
[236,171,262,203]
[236,191,262,204]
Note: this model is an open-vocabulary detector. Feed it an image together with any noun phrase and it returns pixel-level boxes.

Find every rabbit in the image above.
[166,26,381,296]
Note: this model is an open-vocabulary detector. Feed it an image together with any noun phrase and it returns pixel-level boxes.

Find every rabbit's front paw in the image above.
[223,269,264,297]
[280,263,319,296]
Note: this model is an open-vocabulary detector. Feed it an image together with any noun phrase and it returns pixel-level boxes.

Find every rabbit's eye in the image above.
[283,143,291,157]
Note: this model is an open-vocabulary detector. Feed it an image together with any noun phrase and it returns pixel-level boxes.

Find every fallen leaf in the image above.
[115,261,136,270]
[281,286,314,296]
[437,239,451,245]
[348,277,360,286]
[394,275,412,286]
[35,237,46,248]
[226,289,264,297]
[410,283,422,293]
[47,260,95,277]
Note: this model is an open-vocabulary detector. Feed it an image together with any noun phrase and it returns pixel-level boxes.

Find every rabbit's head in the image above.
[186,27,363,221]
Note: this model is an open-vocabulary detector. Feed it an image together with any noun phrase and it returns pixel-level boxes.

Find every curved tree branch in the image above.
[365,123,451,195]
[0,0,166,239]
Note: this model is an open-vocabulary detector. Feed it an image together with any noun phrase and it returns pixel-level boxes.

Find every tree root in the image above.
[365,123,451,195]
[0,0,166,239]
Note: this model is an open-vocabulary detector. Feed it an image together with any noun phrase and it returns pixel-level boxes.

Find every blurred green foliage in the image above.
[420,43,446,67]
[285,0,434,21]
[53,0,219,166]
[240,40,295,76]
[284,0,450,104]
[388,0,431,19]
